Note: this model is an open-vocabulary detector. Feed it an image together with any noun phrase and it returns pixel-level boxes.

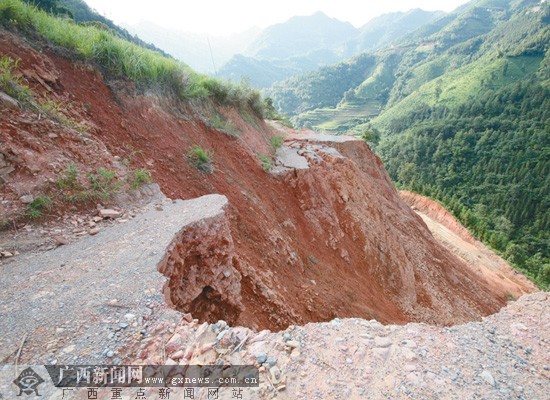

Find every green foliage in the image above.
[267,53,376,116]
[376,79,549,288]
[39,99,86,131]
[269,135,284,150]
[263,97,294,127]
[56,0,169,55]
[359,127,380,145]
[267,0,550,287]
[209,113,238,137]
[87,167,120,200]
[258,155,273,171]
[128,168,152,190]
[188,146,214,174]
[29,162,154,220]
[0,55,33,103]
[26,195,52,219]
[0,0,267,112]
[22,0,72,17]
[56,163,80,190]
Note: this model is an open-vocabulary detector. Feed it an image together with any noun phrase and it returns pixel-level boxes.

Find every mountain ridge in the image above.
[267,0,550,288]
[218,9,443,87]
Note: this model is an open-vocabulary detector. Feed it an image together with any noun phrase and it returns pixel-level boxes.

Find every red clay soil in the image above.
[0,30,536,331]
[400,190,478,244]
[399,190,538,299]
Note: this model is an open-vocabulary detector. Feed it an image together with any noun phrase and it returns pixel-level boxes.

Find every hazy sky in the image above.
[84,0,471,36]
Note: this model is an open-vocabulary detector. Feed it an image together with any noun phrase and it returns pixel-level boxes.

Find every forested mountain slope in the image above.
[268,0,550,287]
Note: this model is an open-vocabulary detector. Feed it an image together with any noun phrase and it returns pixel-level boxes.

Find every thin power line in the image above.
[207,36,217,76]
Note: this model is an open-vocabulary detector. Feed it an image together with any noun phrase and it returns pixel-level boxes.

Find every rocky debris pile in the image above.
[136,292,548,399]
[0,183,163,261]
[271,139,348,174]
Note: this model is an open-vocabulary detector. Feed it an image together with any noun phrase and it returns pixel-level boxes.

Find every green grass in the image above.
[26,162,154,221]
[0,55,33,103]
[269,135,283,150]
[26,194,52,219]
[188,146,214,174]
[39,98,87,131]
[0,0,266,115]
[209,113,238,137]
[56,163,81,191]
[373,54,543,130]
[128,168,152,190]
[258,155,273,171]
[87,167,120,200]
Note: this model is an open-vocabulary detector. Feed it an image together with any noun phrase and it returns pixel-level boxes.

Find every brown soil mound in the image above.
[0,30,537,332]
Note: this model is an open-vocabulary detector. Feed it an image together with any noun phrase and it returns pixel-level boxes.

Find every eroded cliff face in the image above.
[0,30,537,332]
[158,208,243,325]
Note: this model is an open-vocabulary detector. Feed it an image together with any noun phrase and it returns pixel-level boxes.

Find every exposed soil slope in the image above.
[400,191,537,300]
[0,29,537,333]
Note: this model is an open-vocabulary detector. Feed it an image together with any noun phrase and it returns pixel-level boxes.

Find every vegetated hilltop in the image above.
[0,0,536,334]
[26,0,170,55]
[122,20,260,74]
[218,10,443,88]
[268,0,550,288]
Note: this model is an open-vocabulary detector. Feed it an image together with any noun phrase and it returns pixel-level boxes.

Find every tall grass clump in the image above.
[0,55,33,103]
[0,0,267,116]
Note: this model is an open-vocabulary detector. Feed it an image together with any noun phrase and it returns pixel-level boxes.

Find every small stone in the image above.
[406,372,421,385]
[89,227,100,235]
[119,323,129,329]
[372,347,390,361]
[374,336,393,348]
[0,91,20,109]
[99,209,121,219]
[106,350,114,358]
[62,345,75,354]
[183,314,193,323]
[1,251,14,258]
[480,370,495,386]
[269,366,282,384]
[53,235,70,246]
[286,340,300,349]
[256,354,267,364]
[266,356,277,367]
[402,348,417,361]
[20,195,34,204]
